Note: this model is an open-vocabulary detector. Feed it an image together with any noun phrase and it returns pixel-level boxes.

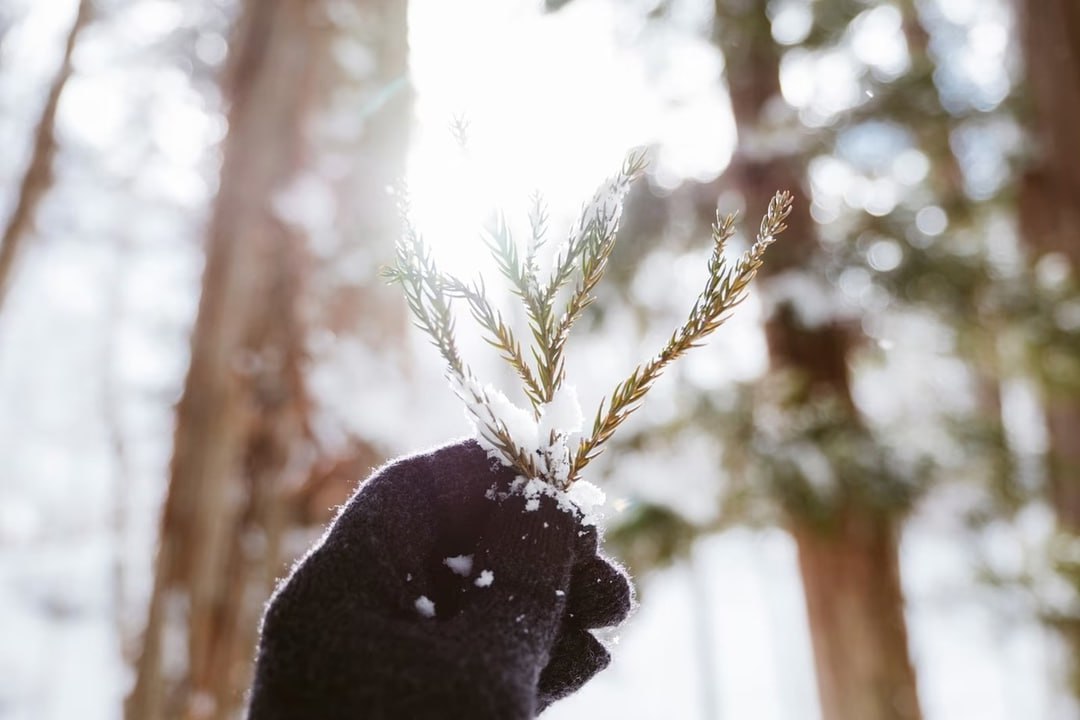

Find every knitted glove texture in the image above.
[247,439,632,720]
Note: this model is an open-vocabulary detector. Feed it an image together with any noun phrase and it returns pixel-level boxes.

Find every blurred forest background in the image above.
[1,0,1078,718]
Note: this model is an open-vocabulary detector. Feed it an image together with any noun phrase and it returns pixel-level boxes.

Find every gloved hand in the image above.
[247,439,633,720]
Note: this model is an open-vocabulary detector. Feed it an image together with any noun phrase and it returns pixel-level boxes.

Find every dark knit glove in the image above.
[247,439,633,720]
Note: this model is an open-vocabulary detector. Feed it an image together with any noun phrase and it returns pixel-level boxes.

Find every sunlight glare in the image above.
[406,0,655,278]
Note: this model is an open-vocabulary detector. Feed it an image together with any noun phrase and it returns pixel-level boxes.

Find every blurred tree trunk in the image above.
[126,1,316,717]
[1018,0,1080,522]
[125,1,410,719]
[1016,0,1080,691]
[0,0,91,314]
[713,2,922,718]
[791,508,920,720]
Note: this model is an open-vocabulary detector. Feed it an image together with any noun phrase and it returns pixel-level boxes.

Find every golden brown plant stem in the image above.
[0,0,92,313]
[713,1,922,717]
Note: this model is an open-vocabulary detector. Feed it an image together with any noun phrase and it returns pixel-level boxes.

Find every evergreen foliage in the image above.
[383,155,792,488]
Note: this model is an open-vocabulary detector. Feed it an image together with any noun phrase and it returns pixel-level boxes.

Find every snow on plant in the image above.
[382,150,793,490]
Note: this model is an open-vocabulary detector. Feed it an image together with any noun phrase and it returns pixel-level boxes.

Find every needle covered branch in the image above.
[383,154,792,489]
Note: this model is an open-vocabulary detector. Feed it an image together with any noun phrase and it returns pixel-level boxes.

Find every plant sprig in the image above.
[527,151,647,402]
[383,157,792,489]
[440,273,546,412]
[380,197,539,476]
[568,190,793,482]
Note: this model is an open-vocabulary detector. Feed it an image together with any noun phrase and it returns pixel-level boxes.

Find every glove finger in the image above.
[571,521,600,557]
[536,627,611,710]
[565,555,633,629]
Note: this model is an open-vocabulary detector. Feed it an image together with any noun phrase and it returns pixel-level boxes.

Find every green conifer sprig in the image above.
[493,150,648,406]
[525,192,549,280]
[567,190,793,483]
[383,157,791,489]
[381,197,540,476]
[440,273,546,412]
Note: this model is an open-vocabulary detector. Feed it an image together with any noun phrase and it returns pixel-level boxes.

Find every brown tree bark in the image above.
[0,0,92,313]
[126,2,317,717]
[791,507,921,720]
[125,2,409,719]
[713,2,922,718]
[1017,0,1080,527]
[1016,0,1080,693]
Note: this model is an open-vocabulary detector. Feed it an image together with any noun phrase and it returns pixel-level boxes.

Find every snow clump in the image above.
[443,554,474,577]
[454,377,588,491]
[513,475,606,523]
[414,595,435,618]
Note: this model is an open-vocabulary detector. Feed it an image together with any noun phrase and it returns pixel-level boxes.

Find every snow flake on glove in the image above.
[443,554,474,576]
[414,595,436,618]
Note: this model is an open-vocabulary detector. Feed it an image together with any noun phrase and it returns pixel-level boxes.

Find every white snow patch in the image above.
[537,385,584,486]
[475,570,494,588]
[451,375,590,490]
[513,476,606,523]
[555,589,566,597]
[540,385,583,437]
[450,374,538,461]
[565,480,606,516]
[414,595,436,618]
[443,554,474,576]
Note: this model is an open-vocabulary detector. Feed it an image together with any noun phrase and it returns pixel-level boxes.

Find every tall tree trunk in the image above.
[125,1,410,718]
[713,2,922,718]
[0,0,91,313]
[126,2,318,717]
[1016,0,1080,692]
[1017,0,1080,524]
[791,506,920,720]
